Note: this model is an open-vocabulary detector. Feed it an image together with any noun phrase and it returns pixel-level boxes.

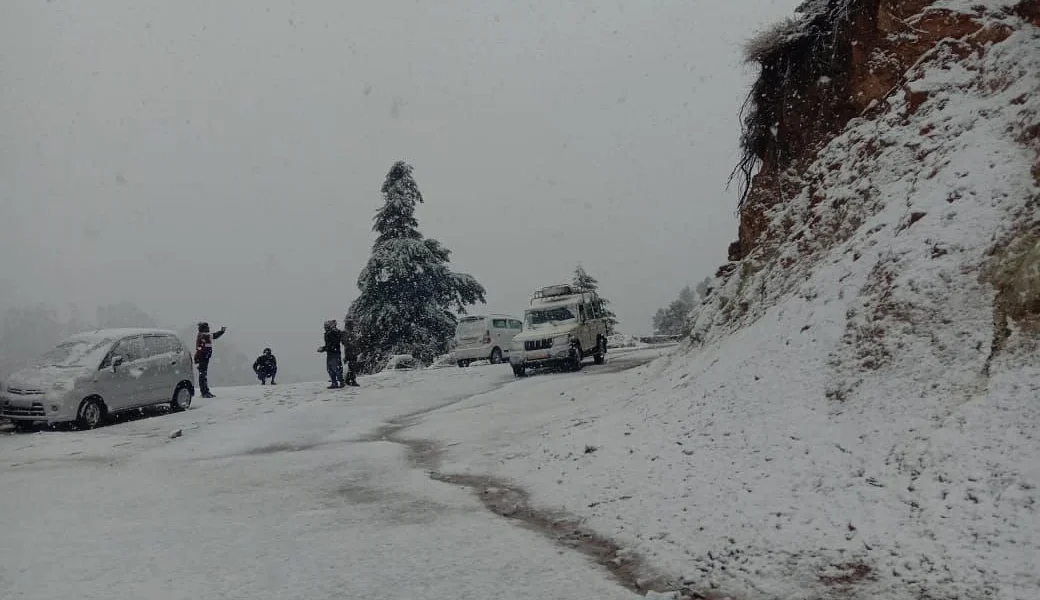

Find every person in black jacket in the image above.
[253,348,277,385]
[195,322,227,398]
[342,318,360,387]
[317,320,345,389]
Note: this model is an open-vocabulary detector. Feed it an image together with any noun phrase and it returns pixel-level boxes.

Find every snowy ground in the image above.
[0,349,669,600]
[3,316,1035,599]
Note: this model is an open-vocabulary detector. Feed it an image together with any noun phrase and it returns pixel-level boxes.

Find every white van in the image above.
[0,328,195,430]
[452,314,523,366]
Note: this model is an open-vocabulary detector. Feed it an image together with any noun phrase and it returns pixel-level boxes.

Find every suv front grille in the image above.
[524,339,552,351]
[7,387,44,396]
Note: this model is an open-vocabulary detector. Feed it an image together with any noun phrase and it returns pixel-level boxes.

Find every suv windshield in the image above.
[31,338,115,368]
[525,306,577,328]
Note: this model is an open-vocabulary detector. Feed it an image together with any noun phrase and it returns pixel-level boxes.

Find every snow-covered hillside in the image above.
[412,2,1040,599]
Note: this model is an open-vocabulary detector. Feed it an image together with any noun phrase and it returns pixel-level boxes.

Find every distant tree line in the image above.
[652,277,711,336]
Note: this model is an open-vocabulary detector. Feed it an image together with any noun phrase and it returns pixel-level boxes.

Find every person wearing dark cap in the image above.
[253,348,278,385]
[317,320,345,389]
[195,321,227,398]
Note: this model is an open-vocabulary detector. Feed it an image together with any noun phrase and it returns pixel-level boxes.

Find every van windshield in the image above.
[525,306,577,328]
[31,338,115,369]
[455,318,486,339]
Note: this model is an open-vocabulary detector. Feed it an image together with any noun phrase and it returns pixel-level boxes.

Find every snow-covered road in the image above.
[0,348,671,600]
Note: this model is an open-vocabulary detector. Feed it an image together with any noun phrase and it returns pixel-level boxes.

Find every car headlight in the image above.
[552,335,572,347]
[51,381,69,391]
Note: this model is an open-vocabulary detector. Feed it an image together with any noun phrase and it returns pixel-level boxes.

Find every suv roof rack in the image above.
[531,284,599,303]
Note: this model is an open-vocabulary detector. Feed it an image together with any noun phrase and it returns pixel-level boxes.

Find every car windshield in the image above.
[30,338,114,368]
[525,306,577,328]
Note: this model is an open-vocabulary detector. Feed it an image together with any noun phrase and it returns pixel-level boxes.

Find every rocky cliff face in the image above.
[697,0,1040,363]
[731,0,1039,260]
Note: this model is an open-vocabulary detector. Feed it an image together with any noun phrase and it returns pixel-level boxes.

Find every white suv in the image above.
[452,314,523,366]
[0,328,195,430]
[509,285,609,377]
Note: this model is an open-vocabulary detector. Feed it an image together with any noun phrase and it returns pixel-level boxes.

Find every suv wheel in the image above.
[490,347,503,364]
[512,364,527,377]
[593,337,607,365]
[569,345,583,372]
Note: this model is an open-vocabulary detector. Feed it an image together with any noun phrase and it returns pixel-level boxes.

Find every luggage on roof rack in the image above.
[530,284,598,304]
[533,284,576,299]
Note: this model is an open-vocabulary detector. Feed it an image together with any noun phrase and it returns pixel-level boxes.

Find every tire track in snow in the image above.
[357,353,711,599]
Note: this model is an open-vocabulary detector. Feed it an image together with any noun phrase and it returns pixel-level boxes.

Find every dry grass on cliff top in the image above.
[731,0,861,206]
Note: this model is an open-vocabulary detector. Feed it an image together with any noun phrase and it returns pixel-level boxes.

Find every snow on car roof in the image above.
[62,328,179,343]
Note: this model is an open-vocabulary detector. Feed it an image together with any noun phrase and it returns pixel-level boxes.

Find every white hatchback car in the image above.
[0,328,195,430]
[452,314,523,366]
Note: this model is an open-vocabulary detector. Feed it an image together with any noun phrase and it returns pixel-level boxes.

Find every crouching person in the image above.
[253,348,277,385]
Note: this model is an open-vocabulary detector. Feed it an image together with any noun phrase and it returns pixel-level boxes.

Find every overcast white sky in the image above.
[1,0,801,378]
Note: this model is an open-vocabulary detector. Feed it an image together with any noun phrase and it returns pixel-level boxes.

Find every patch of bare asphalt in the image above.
[5,454,119,470]
[333,478,456,526]
[241,440,330,456]
[357,353,725,599]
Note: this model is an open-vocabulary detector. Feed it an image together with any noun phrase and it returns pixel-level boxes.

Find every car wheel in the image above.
[569,345,583,371]
[490,347,503,364]
[512,364,527,377]
[76,398,106,430]
[171,383,193,412]
[593,336,606,365]
[12,420,36,433]
[457,360,470,368]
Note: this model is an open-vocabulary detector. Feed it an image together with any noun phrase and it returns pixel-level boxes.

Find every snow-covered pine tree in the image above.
[348,161,486,372]
[572,264,617,334]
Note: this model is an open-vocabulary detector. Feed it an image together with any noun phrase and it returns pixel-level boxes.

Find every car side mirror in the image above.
[111,355,126,370]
